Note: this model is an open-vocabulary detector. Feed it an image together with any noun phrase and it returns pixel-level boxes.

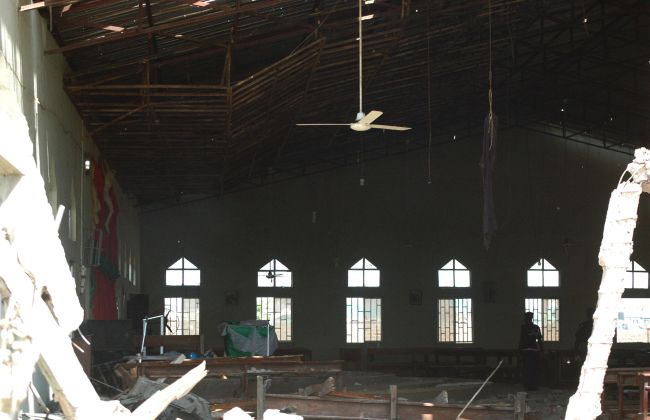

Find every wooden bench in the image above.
[115,356,342,399]
[603,367,650,418]
[340,347,521,380]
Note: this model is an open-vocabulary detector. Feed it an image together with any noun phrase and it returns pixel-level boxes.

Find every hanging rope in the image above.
[358,0,363,114]
[426,0,432,184]
[488,0,494,149]
[481,0,498,249]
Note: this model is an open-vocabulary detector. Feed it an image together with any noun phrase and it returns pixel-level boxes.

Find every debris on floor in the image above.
[220,407,303,420]
[223,406,253,420]
[117,376,211,420]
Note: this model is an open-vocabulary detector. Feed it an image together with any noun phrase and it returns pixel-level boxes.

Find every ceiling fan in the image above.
[266,270,284,279]
[296,0,411,132]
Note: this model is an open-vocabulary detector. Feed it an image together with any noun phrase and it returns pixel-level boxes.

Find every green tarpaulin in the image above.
[220,321,278,356]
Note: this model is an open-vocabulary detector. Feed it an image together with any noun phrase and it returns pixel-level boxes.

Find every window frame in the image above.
[347,258,380,288]
[346,297,382,343]
[163,297,200,336]
[257,259,293,288]
[438,259,471,288]
[346,258,382,343]
[165,257,200,287]
[256,260,293,341]
[526,258,559,288]
[437,298,473,344]
[616,298,650,343]
[256,296,293,342]
[524,298,560,342]
[625,261,649,289]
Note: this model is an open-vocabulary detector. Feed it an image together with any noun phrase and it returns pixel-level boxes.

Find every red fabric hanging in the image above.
[90,160,120,320]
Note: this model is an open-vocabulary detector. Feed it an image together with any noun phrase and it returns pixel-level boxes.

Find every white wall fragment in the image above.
[263,409,303,419]
[223,406,254,420]
[565,148,650,420]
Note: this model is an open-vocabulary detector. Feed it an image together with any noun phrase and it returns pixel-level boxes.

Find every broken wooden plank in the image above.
[256,375,265,418]
[132,361,207,418]
[265,394,533,420]
[118,356,339,381]
[389,385,397,420]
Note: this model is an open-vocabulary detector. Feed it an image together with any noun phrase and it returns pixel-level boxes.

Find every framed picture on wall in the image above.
[409,289,423,305]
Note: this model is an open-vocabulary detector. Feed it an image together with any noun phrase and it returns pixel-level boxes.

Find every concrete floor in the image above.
[338,372,647,420]
[292,372,642,419]
[208,370,641,419]
[339,372,570,419]
[209,371,566,419]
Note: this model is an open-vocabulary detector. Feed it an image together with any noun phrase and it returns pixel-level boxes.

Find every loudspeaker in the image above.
[127,294,149,331]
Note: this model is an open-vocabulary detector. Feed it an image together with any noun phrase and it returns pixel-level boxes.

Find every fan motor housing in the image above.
[350,122,371,131]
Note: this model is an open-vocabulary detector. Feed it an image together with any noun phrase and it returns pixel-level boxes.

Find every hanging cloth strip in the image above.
[480,0,497,249]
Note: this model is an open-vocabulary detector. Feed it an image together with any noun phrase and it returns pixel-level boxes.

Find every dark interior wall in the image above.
[140,128,650,360]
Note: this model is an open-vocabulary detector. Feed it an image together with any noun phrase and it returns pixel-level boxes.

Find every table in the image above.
[608,368,650,419]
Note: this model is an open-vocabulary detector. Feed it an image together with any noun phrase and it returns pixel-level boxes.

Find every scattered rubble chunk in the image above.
[223,406,253,419]
[263,408,303,419]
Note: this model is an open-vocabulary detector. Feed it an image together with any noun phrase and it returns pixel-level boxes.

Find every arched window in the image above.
[527,258,559,287]
[165,258,200,286]
[437,259,472,343]
[164,297,200,335]
[438,259,470,287]
[257,259,292,341]
[346,258,381,343]
[625,261,648,289]
[164,257,200,335]
[258,259,292,287]
[618,262,650,342]
[525,258,559,341]
[348,258,380,287]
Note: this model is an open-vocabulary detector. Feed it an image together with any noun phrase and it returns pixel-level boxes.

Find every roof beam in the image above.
[19,0,83,12]
[46,0,293,54]
[89,103,147,136]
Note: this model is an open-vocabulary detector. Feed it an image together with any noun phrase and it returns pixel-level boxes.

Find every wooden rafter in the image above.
[39,0,650,207]
[46,0,295,54]
[19,0,83,12]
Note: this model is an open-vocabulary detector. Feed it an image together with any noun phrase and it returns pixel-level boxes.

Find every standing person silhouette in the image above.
[573,308,594,362]
[574,307,595,364]
[519,311,544,391]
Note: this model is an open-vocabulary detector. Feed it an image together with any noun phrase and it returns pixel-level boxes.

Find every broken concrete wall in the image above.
[0,0,141,317]
[0,2,141,414]
[139,127,650,360]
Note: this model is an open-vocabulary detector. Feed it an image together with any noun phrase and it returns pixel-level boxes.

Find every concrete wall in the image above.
[0,1,141,317]
[140,127,650,360]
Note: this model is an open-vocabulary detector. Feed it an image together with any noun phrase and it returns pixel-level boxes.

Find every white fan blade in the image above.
[358,110,383,124]
[296,123,351,126]
[369,124,411,131]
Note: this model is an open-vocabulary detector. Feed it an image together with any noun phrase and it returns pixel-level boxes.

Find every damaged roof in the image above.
[28,0,650,207]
